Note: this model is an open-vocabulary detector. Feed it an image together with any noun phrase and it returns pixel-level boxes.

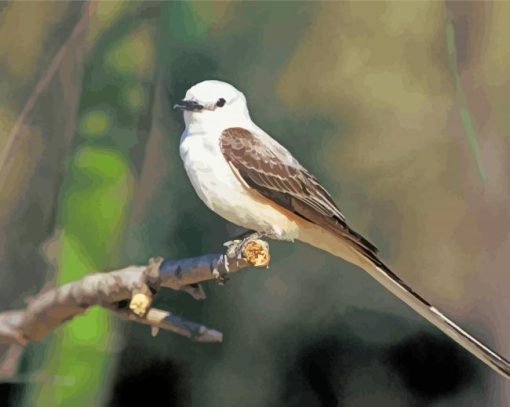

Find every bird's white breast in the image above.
[179,130,300,240]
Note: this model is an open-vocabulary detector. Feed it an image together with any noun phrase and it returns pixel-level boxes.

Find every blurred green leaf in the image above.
[27,143,133,406]
[79,109,111,138]
[121,82,145,112]
[103,26,154,78]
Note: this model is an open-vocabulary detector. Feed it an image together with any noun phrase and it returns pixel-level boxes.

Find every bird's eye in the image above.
[216,98,226,107]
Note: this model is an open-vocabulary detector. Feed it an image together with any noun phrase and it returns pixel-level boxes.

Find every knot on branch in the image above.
[129,293,152,317]
[127,256,164,317]
[145,256,164,292]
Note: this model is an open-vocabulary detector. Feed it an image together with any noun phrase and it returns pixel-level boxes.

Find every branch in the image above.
[0,238,270,347]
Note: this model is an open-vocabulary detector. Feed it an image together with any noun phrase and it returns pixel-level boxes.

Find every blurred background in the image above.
[0,1,509,406]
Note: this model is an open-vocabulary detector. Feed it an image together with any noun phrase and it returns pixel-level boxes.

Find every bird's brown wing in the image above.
[219,127,378,256]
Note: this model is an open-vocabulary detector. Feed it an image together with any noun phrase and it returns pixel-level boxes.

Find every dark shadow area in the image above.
[109,355,191,407]
[0,383,22,407]
[279,313,481,406]
[388,331,479,402]
[283,336,345,407]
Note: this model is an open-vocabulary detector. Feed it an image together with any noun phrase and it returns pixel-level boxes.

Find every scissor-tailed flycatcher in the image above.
[175,80,510,379]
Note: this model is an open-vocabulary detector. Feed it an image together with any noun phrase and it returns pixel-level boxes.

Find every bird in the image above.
[174,79,510,379]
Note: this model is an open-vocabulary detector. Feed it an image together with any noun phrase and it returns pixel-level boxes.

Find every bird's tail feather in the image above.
[298,224,510,379]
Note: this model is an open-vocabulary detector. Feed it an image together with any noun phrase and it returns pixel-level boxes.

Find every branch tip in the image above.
[242,239,270,267]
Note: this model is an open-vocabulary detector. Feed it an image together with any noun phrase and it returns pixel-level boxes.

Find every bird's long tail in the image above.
[298,223,510,379]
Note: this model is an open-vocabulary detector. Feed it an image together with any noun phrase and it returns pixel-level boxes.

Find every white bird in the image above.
[175,79,510,379]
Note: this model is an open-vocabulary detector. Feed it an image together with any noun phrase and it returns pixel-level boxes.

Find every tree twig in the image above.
[0,1,94,184]
[0,237,270,348]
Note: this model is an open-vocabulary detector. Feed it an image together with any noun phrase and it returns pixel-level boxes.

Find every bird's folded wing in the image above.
[219,127,378,255]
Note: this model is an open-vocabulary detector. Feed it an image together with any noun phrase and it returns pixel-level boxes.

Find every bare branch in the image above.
[0,238,270,348]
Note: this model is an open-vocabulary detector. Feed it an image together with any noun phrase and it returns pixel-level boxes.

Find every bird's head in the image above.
[174,80,250,128]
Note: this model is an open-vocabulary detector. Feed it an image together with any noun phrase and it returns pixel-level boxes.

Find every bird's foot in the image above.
[220,231,270,282]
[223,230,259,248]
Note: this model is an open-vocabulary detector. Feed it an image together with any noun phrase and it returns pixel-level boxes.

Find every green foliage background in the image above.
[0,1,509,406]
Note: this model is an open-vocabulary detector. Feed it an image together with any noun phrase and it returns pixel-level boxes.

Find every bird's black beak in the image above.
[173,100,204,112]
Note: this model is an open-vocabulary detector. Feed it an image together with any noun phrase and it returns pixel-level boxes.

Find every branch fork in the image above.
[0,237,270,348]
